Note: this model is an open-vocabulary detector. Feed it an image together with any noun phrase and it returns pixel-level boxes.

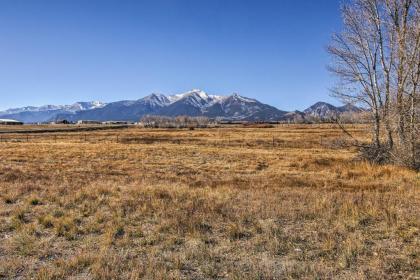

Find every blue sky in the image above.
[0,0,342,111]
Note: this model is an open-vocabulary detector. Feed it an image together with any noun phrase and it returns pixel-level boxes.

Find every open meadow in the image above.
[0,124,418,279]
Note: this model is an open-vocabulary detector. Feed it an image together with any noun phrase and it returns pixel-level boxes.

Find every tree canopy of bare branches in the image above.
[328,0,419,169]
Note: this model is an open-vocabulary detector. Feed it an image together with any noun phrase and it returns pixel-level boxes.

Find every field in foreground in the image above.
[0,124,418,279]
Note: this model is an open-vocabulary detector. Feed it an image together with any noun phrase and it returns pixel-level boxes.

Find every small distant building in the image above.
[77,120,102,125]
[53,119,71,124]
[0,119,23,125]
[102,121,131,125]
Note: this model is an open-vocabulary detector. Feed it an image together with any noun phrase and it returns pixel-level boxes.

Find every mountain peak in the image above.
[303,101,362,120]
[70,101,106,111]
[141,93,170,107]
[338,103,362,112]
[167,89,225,106]
[189,88,206,94]
[228,93,256,103]
[144,92,166,99]
[184,89,209,99]
[304,102,335,113]
[312,101,334,107]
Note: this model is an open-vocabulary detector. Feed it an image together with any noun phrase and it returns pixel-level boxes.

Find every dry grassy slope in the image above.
[0,125,418,279]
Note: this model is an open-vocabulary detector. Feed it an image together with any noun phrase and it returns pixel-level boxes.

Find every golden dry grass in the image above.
[0,124,418,279]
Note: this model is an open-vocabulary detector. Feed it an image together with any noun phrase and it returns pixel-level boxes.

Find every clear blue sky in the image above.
[0,0,342,111]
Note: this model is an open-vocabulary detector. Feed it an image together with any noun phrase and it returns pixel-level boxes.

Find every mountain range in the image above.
[0,101,106,123]
[0,89,362,123]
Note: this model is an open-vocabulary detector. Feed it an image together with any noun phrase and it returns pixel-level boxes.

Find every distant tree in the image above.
[328,0,419,168]
[140,115,212,128]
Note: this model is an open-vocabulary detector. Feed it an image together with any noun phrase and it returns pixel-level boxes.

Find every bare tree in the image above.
[328,0,419,168]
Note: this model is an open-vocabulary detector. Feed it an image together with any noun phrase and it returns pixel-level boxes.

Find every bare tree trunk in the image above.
[409,94,416,167]
[373,109,382,148]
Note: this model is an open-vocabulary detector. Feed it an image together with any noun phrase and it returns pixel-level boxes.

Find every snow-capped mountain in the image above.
[51,89,287,122]
[203,93,287,121]
[166,89,226,107]
[0,101,106,123]
[67,101,106,111]
[141,93,171,107]
[158,90,287,121]
[0,101,105,115]
[55,94,172,122]
[156,89,228,117]
[0,90,363,123]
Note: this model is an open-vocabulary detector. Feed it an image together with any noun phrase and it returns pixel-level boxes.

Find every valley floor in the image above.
[0,125,418,279]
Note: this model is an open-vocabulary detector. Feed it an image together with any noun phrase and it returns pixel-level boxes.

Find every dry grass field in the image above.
[0,124,418,279]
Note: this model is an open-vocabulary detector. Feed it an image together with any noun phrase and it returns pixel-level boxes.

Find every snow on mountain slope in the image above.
[207,93,286,120]
[167,89,226,107]
[0,101,107,123]
[141,93,171,107]
[0,101,106,115]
